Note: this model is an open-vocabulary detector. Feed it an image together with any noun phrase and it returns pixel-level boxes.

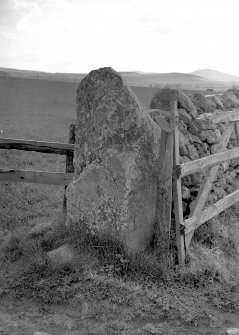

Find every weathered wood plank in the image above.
[155,103,174,260]
[172,102,185,267]
[66,124,75,174]
[0,137,74,155]
[234,121,239,145]
[0,169,74,185]
[196,110,239,123]
[185,187,239,234]
[63,124,75,212]
[184,122,234,249]
[178,146,239,178]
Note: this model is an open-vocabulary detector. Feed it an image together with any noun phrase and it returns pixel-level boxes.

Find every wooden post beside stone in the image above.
[171,102,185,267]
[155,100,175,264]
[63,123,75,213]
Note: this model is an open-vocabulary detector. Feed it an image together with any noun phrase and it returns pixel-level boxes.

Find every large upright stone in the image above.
[66,67,161,254]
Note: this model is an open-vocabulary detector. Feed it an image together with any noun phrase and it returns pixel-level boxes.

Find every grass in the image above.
[1,207,239,326]
[0,76,239,330]
[0,232,237,329]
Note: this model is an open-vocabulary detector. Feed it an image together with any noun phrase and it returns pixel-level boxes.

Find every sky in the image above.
[1,0,239,75]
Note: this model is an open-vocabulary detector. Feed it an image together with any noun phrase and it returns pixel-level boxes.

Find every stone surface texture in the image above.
[66,67,161,254]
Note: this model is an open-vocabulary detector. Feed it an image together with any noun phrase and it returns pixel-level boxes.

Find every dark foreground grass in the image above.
[0,212,238,327]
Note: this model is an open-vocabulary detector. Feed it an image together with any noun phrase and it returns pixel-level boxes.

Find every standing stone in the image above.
[66,67,161,254]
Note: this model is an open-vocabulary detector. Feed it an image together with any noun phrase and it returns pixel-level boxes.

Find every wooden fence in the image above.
[1,104,239,267]
[0,125,75,186]
[167,102,239,266]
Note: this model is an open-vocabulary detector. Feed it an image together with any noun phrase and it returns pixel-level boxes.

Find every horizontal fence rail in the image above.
[177,146,239,178]
[0,130,75,187]
[184,187,239,234]
[0,137,74,155]
[0,169,74,186]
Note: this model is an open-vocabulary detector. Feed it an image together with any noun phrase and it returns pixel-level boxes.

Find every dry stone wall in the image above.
[150,87,239,217]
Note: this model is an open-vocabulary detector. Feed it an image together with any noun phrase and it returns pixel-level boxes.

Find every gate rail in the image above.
[0,125,75,186]
[173,107,239,266]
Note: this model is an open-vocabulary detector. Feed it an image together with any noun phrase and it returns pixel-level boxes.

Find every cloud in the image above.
[0,0,20,28]
[1,0,239,75]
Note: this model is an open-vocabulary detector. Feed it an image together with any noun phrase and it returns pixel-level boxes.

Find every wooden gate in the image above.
[174,109,239,266]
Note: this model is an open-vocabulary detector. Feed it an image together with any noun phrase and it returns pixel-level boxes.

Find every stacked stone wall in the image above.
[150,87,239,217]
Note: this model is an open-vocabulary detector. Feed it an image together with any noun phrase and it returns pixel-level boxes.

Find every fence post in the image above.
[155,100,174,263]
[63,123,75,213]
[172,102,185,267]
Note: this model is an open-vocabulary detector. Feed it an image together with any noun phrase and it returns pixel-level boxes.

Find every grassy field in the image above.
[0,76,239,334]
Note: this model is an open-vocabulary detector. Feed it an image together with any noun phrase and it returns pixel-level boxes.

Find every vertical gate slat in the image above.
[63,124,75,213]
[155,102,174,263]
[172,102,185,267]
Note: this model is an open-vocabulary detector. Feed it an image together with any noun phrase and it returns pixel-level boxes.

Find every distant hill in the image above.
[0,67,214,89]
[192,69,239,83]
[0,67,86,82]
[0,67,237,90]
[121,72,213,88]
